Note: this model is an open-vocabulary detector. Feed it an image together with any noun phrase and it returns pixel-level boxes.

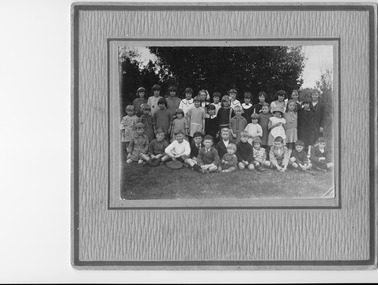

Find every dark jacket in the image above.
[236,141,254,162]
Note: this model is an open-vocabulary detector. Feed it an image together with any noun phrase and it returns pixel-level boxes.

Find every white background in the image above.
[0,0,376,283]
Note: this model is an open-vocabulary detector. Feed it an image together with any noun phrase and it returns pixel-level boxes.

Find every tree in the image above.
[148,46,306,103]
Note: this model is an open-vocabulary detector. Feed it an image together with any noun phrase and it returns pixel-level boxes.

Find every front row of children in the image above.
[126,122,333,174]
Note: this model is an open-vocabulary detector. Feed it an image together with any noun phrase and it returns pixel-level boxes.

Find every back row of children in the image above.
[121,85,326,154]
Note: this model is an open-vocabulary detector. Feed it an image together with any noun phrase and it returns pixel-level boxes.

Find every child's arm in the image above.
[282,148,291,170]
[168,113,173,135]
[269,147,278,167]
[257,125,263,137]
[142,136,149,154]
[197,149,204,166]
[152,113,157,133]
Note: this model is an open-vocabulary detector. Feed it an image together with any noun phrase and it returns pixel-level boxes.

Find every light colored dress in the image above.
[179,99,194,116]
[283,111,298,143]
[187,107,206,137]
[267,117,286,145]
[147,95,162,115]
[120,115,138,142]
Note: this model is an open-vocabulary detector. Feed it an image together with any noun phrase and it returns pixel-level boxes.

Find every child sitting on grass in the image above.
[236,131,255,171]
[244,113,263,145]
[126,122,150,164]
[196,135,220,173]
[147,128,169,166]
[186,131,203,171]
[310,137,333,172]
[269,136,291,172]
[219,143,238,173]
[163,129,193,166]
[252,137,271,171]
[289,140,313,172]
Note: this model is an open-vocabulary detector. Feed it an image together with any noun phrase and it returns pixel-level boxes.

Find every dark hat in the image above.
[253,137,262,144]
[155,128,165,134]
[228,89,238,94]
[157,98,167,106]
[134,122,145,129]
[271,106,284,114]
[151,84,161,91]
[295,140,305,146]
[142,104,151,110]
[137,87,146,93]
[168,86,177,92]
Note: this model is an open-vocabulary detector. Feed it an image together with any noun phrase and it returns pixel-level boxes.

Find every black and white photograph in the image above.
[118,45,335,200]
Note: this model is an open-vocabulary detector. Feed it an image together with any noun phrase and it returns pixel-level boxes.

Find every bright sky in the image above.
[132,46,333,89]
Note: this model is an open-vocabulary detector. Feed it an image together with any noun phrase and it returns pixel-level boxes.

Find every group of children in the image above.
[120,85,333,173]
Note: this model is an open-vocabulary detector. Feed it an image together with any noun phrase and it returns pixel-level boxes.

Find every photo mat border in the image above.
[72,3,377,268]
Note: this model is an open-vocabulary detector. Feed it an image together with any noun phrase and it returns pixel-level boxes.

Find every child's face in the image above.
[126,109,134,116]
[176,113,183,118]
[194,101,201,108]
[213,96,220,104]
[277,95,284,102]
[288,102,296,111]
[311,92,319,101]
[251,118,258,124]
[203,139,213,148]
[193,136,203,145]
[259,95,266,103]
[158,103,166,110]
[136,127,144,136]
[261,106,269,114]
[169,91,176,97]
[222,99,230,107]
[176,133,184,142]
[295,145,304,152]
[227,147,235,155]
[274,141,283,148]
[229,93,236,100]
[291,92,299,101]
[199,92,206,101]
[319,142,326,149]
[244,97,251,104]
[303,103,310,110]
[208,108,215,116]
[235,109,242,117]
[221,130,230,141]
[156,132,165,141]
[139,92,145,98]
[240,135,248,143]
[185,92,192,100]
[274,111,282,118]
[254,142,261,150]
[153,90,160,97]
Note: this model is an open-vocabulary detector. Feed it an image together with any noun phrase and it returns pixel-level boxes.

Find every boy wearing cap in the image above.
[133,87,147,116]
[179,87,194,116]
[152,98,172,139]
[219,143,238,173]
[228,89,241,110]
[166,86,181,116]
[147,128,169,166]
[196,135,220,173]
[147,84,162,115]
[236,131,255,171]
[289,140,313,171]
[244,113,263,145]
[252,137,271,171]
[126,122,150,164]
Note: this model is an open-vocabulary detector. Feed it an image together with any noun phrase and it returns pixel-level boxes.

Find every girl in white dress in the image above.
[267,106,286,146]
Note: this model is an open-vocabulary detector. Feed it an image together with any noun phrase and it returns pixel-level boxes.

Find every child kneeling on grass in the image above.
[147,128,169,166]
[219,143,238,173]
[289,140,313,172]
[236,131,255,171]
[126,122,150,164]
[252,137,271,171]
[269,136,291,172]
[310,137,334,172]
[163,129,197,168]
[196,135,220,173]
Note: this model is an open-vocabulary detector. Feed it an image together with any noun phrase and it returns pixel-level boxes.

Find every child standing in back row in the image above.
[186,96,206,142]
[241,92,254,123]
[133,87,147,116]
[205,104,219,142]
[267,106,286,147]
[284,99,298,150]
[137,104,154,142]
[217,95,234,131]
[179,87,194,116]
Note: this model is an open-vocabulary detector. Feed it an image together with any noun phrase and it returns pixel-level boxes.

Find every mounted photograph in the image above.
[118,45,335,201]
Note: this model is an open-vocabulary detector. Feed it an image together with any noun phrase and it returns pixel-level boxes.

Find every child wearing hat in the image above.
[244,113,263,145]
[219,142,238,173]
[126,122,150,164]
[269,136,291,172]
[236,131,255,170]
[289,140,313,172]
[310,137,333,172]
[179,87,194,116]
[152,98,172,139]
[120,105,139,151]
[147,128,169,166]
[228,89,241,110]
[252,137,271,171]
[133,87,147,116]
[196,135,221,173]
[137,104,154,142]
[147,84,162,115]
[186,96,206,142]
[166,86,181,116]
[171,108,189,142]
[267,106,286,147]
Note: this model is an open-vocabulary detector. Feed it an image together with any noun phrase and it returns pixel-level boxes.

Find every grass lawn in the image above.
[121,162,334,200]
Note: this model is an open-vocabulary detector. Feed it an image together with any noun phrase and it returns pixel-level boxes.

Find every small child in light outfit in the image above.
[196,135,221,173]
[267,106,286,146]
[187,96,206,141]
[269,136,291,172]
[171,108,189,142]
[236,131,255,170]
[244,113,263,145]
[120,105,139,150]
[126,122,150,164]
[163,130,194,167]
[289,140,313,172]
[252,137,271,171]
[219,143,238,173]
[310,137,334,172]
[147,128,169,166]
